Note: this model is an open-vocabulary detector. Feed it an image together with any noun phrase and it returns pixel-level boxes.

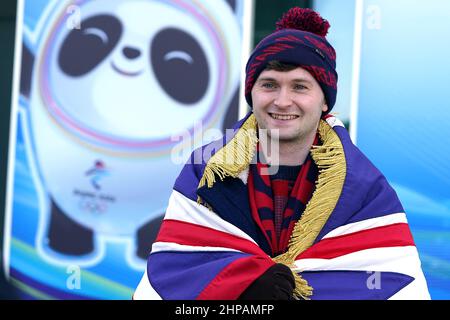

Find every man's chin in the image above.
[278,135,302,143]
[266,131,300,142]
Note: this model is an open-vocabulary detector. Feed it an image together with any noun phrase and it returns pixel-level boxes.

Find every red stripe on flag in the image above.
[297,223,415,260]
[156,219,266,257]
[197,255,275,300]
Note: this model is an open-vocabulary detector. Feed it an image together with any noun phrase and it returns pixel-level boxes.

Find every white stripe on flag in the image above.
[325,116,345,128]
[388,270,430,300]
[151,241,244,254]
[321,212,407,239]
[295,246,420,276]
[164,190,256,243]
[294,246,430,300]
[133,269,162,300]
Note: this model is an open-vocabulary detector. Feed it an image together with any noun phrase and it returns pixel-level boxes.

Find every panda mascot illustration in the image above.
[20,0,242,266]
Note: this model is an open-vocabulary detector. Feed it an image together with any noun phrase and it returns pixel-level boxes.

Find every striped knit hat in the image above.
[245,8,338,112]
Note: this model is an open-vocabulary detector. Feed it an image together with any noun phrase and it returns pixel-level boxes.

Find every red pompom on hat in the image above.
[275,7,330,37]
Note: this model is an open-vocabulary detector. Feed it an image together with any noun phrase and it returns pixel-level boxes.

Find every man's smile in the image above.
[268,113,299,121]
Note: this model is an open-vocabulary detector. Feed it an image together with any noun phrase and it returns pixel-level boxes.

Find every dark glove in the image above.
[238,263,295,300]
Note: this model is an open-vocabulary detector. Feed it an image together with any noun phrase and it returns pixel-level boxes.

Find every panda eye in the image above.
[58,14,122,77]
[164,51,193,64]
[83,27,109,44]
[151,28,209,105]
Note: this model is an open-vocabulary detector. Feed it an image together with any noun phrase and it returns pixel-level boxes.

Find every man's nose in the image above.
[274,87,292,108]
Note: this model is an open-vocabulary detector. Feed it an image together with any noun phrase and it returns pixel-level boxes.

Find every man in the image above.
[134,7,430,300]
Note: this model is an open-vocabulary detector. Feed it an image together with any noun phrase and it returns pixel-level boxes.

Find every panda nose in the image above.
[122,46,141,59]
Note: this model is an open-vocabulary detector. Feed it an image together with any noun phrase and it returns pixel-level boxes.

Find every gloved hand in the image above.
[238,263,295,300]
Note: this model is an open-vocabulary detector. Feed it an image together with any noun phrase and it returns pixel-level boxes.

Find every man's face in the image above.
[251,67,328,144]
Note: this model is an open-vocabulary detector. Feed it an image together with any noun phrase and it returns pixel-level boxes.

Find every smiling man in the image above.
[251,62,329,166]
[134,7,430,300]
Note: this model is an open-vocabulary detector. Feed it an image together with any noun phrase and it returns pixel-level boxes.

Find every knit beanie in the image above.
[245,7,338,112]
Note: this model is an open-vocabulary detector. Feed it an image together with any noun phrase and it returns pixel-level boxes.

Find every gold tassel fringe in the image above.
[197,115,258,203]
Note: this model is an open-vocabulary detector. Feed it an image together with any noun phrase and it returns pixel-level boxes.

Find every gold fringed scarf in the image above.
[197,115,258,198]
[197,114,347,300]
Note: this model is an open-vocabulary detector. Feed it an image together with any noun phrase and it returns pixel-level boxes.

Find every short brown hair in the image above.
[264,60,298,72]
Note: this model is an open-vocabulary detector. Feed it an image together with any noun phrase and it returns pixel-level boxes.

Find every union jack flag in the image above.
[134,114,430,300]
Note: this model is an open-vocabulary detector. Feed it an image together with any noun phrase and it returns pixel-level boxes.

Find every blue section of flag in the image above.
[148,251,250,300]
[302,270,414,300]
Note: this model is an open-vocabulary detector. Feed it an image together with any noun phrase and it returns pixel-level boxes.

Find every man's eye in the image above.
[293,84,307,90]
[262,82,276,89]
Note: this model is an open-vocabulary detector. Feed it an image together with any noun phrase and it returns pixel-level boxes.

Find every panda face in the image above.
[39,0,229,146]
[57,14,210,105]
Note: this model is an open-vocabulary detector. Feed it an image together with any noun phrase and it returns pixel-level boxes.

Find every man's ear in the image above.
[322,103,329,113]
